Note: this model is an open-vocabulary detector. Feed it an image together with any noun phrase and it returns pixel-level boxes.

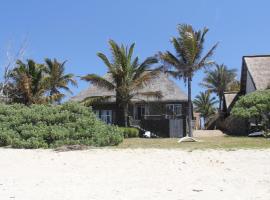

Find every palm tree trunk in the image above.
[187,77,193,137]
[219,95,222,112]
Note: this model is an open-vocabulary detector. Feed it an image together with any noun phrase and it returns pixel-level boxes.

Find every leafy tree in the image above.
[201,64,237,111]
[43,58,77,103]
[81,40,161,127]
[232,90,270,132]
[159,24,218,137]
[193,91,217,125]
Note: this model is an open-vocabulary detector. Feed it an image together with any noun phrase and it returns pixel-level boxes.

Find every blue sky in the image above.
[0,0,270,100]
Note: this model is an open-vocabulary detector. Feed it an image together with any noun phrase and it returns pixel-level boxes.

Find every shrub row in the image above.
[0,102,123,148]
[119,127,139,138]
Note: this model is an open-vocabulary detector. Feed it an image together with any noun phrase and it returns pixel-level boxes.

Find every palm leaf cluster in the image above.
[81,40,161,126]
[6,58,77,105]
[201,64,238,110]
[159,24,218,137]
[193,91,217,125]
[159,24,218,81]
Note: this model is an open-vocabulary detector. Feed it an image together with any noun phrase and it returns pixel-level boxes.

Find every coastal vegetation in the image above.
[0,102,123,148]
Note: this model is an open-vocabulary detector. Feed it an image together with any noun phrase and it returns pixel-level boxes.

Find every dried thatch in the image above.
[242,55,270,91]
[71,72,188,103]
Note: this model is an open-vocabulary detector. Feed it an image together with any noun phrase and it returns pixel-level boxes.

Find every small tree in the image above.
[201,64,237,111]
[231,90,270,134]
[193,91,217,126]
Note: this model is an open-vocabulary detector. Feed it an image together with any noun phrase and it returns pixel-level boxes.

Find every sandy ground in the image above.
[0,149,270,200]
[193,130,225,137]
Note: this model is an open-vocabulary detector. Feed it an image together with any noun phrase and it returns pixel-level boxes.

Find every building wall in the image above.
[91,101,188,137]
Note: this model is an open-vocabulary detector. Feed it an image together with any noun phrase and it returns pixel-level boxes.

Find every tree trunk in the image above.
[218,95,222,112]
[187,77,193,137]
[115,96,127,127]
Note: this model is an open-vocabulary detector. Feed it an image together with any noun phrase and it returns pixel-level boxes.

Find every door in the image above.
[169,119,183,138]
[134,105,146,120]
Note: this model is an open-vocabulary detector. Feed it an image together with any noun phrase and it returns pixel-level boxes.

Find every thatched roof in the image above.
[71,72,188,103]
[223,92,238,109]
[241,55,270,92]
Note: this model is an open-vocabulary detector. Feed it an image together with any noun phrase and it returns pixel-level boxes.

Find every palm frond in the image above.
[82,95,114,106]
[81,74,115,90]
[196,42,219,69]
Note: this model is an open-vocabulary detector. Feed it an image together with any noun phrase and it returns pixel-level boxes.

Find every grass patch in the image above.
[115,135,270,150]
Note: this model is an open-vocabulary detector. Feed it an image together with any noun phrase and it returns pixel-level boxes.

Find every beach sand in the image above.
[0,148,269,200]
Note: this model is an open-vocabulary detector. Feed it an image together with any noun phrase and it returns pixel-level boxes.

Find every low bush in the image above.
[232,90,270,134]
[120,127,139,138]
[0,102,123,148]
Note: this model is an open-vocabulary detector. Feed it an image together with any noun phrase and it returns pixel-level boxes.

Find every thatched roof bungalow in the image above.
[240,55,270,94]
[71,72,188,138]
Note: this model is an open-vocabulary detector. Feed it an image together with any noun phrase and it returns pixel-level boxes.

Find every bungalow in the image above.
[71,72,189,137]
[222,55,270,134]
[240,55,270,94]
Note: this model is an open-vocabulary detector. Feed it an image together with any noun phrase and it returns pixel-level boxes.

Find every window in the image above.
[94,110,112,124]
[166,104,182,116]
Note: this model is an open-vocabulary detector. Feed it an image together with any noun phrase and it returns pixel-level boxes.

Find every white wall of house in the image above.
[246,70,256,94]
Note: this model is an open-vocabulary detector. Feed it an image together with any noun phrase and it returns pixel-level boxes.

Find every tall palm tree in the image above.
[193,91,217,126]
[81,40,161,127]
[9,59,47,105]
[159,24,218,137]
[201,64,237,111]
[43,58,77,103]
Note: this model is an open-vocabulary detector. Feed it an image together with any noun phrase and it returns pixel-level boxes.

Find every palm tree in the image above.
[43,58,77,103]
[193,91,217,126]
[9,59,47,105]
[81,40,161,127]
[201,64,237,111]
[159,24,218,138]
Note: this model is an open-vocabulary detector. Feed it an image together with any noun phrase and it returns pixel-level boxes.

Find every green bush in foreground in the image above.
[119,127,139,138]
[0,102,123,148]
[232,90,270,134]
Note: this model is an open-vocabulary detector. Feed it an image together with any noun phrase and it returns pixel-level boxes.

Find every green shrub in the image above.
[0,102,123,148]
[232,90,270,133]
[120,127,139,138]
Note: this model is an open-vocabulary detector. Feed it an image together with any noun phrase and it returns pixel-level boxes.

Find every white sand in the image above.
[0,148,270,200]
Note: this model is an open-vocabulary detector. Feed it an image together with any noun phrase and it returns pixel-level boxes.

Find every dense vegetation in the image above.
[1,58,77,105]
[0,102,123,148]
[232,90,270,134]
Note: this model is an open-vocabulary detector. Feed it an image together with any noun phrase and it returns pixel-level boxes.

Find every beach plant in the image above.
[0,102,123,148]
[232,90,270,134]
[81,39,161,127]
[119,127,139,138]
[159,24,218,137]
